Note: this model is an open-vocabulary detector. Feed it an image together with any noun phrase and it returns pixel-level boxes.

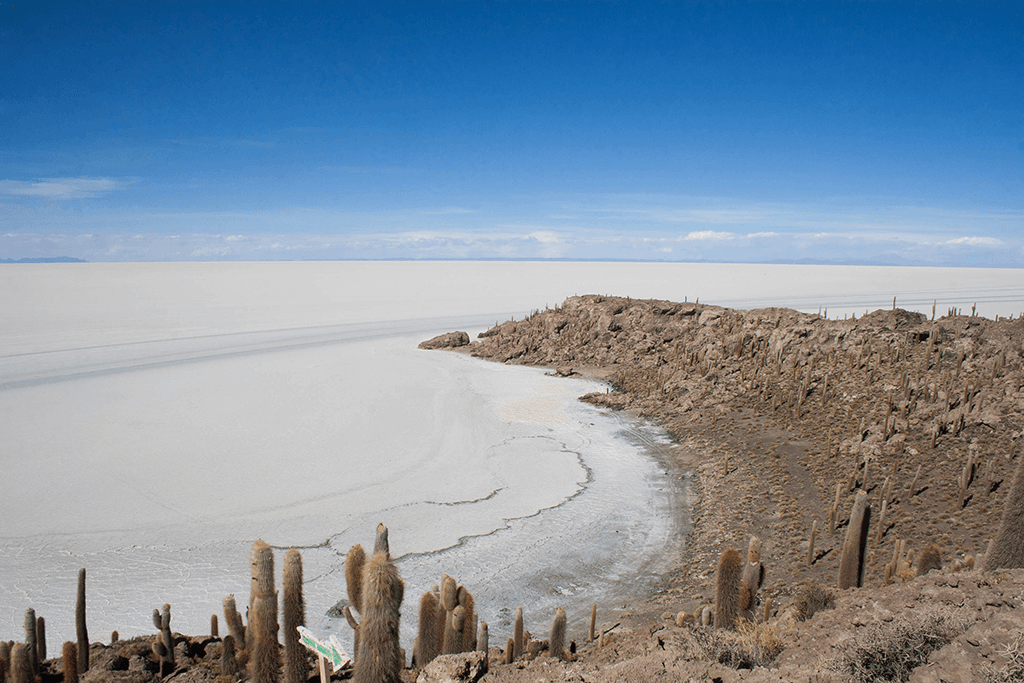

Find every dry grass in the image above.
[686,620,787,669]
[984,633,1024,683]
[822,604,974,683]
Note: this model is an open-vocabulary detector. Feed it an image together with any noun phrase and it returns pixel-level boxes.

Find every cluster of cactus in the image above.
[341,524,404,683]
[413,572,479,667]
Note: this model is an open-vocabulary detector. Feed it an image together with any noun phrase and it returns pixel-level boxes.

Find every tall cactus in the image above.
[76,568,89,674]
[984,453,1024,570]
[513,607,524,661]
[9,645,31,683]
[35,616,46,665]
[838,490,871,589]
[414,590,440,668]
[23,609,38,677]
[282,549,305,683]
[344,544,366,656]
[714,547,743,630]
[248,539,280,683]
[353,524,404,683]
[151,603,174,675]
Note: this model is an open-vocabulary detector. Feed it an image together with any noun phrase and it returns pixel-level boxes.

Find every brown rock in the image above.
[419,331,470,350]
[415,651,487,683]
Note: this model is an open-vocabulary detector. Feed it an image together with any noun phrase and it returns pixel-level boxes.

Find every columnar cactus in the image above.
[353,524,404,683]
[62,642,79,683]
[223,595,247,666]
[549,607,567,661]
[76,568,89,674]
[282,549,305,683]
[984,453,1024,570]
[714,547,742,630]
[151,603,174,675]
[838,490,870,589]
[248,540,280,683]
[415,591,440,668]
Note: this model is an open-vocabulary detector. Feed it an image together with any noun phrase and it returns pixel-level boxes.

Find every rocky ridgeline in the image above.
[461,295,1023,566]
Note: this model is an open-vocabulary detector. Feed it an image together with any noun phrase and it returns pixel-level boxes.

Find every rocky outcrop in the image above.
[418,331,470,350]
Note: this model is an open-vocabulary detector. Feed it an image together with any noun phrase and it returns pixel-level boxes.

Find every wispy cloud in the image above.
[0,177,128,200]
[681,230,735,241]
[944,236,1002,247]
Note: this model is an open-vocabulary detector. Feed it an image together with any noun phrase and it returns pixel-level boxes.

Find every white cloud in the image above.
[0,177,127,199]
[944,236,1002,247]
[682,231,735,241]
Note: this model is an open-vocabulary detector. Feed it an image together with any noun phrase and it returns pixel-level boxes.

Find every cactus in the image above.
[345,544,366,655]
[152,603,174,675]
[23,609,37,677]
[353,524,404,683]
[223,594,247,665]
[221,635,238,679]
[589,604,597,642]
[549,608,567,661]
[458,586,477,651]
[76,568,89,674]
[916,545,943,576]
[513,607,524,661]
[414,591,440,668]
[740,536,763,612]
[714,547,742,630]
[111,631,119,644]
[248,540,280,683]
[35,616,45,665]
[503,639,514,665]
[9,645,31,683]
[984,453,1024,570]
[210,615,218,639]
[807,521,818,568]
[478,620,488,656]
[62,642,78,683]
[762,595,773,623]
[282,549,305,683]
[838,490,870,589]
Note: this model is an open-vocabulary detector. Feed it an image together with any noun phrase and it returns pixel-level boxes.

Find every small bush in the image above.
[823,605,973,682]
[791,581,834,622]
[687,620,786,669]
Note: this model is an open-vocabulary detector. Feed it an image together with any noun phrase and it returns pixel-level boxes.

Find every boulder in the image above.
[419,331,470,350]
[415,651,487,683]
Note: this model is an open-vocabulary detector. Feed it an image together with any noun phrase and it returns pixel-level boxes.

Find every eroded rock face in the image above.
[416,651,488,683]
[418,331,470,350]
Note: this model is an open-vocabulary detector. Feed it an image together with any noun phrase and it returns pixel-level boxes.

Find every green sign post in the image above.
[297,625,350,682]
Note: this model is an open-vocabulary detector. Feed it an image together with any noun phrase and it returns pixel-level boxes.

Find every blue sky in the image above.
[1,1,1021,265]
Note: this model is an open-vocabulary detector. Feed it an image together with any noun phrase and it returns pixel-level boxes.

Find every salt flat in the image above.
[2,261,1021,651]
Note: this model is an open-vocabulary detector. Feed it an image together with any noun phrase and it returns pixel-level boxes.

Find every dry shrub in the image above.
[823,604,974,682]
[686,620,786,669]
[984,633,1024,683]
[791,581,835,622]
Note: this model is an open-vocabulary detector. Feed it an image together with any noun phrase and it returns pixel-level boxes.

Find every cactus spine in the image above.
[282,549,305,683]
[76,568,89,674]
[549,607,567,661]
[62,642,78,683]
[248,540,280,683]
[838,490,870,589]
[984,452,1024,570]
[714,547,742,630]
[353,524,404,683]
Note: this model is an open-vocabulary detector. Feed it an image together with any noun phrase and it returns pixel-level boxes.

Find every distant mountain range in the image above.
[0,256,88,263]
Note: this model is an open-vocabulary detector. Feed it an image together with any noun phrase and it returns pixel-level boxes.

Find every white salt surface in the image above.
[2,261,1022,652]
